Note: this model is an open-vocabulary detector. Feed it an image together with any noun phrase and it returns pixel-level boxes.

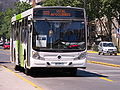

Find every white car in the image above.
[98,41,117,55]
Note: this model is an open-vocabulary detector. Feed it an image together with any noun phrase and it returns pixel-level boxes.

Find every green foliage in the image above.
[43,0,82,7]
[0,1,32,39]
[87,0,103,21]
[0,8,13,38]
[14,1,32,15]
[0,12,3,30]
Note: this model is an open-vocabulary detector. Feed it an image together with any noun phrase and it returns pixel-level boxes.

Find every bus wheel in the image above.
[114,53,117,56]
[24,67,31,75]
[110,53,112,55]
[69,68,77,76]
[98,52,101,55]
[15,65,20,71]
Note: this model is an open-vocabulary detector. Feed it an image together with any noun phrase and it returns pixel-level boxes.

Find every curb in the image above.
[87,51,98,53]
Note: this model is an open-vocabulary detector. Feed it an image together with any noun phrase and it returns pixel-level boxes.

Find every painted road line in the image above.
[0,52,10,55]
[2,66,45,90]
[99,77,113,82]
[87,60,120,68]
[0,49,10,52]
[87,51,98,53]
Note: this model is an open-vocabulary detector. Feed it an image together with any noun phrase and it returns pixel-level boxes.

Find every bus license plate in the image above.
[52,62,65,66]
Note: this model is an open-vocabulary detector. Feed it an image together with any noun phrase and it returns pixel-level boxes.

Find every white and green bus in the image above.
[10,6,87,75]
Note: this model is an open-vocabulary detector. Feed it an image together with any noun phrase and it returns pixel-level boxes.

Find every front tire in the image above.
[69,68,77,76]
[24,67,31,75]
[15,65,20,71]
[24,62,31,75]
[98,52,101,55]
[110,53,112,55]
[114,53,117,56]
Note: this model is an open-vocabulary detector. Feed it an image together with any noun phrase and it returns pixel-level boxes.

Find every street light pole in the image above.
[84,0,86,10]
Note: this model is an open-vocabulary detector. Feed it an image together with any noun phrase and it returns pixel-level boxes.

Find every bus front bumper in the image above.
[30,58,87,68]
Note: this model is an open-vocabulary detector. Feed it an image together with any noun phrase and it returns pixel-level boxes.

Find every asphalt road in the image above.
[0,49,120,90]
[87,51,120,66]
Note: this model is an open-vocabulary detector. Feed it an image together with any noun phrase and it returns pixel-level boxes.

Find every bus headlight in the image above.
[32,52,45,60]
[74,52,86,60]
[113,49,117,51]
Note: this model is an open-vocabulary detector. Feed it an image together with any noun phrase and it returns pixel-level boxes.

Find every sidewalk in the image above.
[0,65,38,90]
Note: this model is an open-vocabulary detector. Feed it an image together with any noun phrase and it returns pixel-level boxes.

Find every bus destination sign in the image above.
[33,9,84,19]
[43,9,71,17]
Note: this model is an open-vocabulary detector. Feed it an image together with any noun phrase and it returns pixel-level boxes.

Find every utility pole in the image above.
[83,0,90,48]
[117,15,120,52]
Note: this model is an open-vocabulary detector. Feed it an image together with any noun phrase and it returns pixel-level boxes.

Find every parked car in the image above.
[3,42,10,49]
[98,41,117,55]
[0,41,3,46]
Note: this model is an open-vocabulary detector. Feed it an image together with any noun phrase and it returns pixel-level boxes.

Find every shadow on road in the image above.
[77,69,107,77]
[28,69,107,78]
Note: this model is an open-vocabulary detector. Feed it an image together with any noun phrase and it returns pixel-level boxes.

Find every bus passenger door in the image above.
[27,29,31,67]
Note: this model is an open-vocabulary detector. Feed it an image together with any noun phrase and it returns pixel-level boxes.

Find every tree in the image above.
[14,1,32,15]
[0,1,32,39]
[100,0,120,41]
[0,8,13,39]
[0,12,4,32]
[43,0,82,7]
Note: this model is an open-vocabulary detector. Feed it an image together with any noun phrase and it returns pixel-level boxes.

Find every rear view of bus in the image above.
[11,6,87,75]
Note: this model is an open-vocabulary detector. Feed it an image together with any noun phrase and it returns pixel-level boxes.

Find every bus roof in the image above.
[11,8,33,22]
[34,6,84,10]
[11,6,85,22]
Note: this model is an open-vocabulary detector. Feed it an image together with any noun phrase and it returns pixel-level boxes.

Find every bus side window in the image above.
[21,29,28,44]
[21,17,29,43]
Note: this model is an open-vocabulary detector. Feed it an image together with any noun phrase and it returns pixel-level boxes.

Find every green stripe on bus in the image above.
[16,14,21,20]
[16,40,19,53]
[15,40,24,67]
[20,43,24,67]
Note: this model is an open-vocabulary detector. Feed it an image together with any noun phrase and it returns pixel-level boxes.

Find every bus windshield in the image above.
[32,20,86,52]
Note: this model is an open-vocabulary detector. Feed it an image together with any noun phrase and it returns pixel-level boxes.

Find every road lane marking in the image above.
[0,49,10,52]
[2,66,45,90]
[99,77,113,82]
[87,51,98,53]
[87,60,120,68]
[0,52,10,55]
